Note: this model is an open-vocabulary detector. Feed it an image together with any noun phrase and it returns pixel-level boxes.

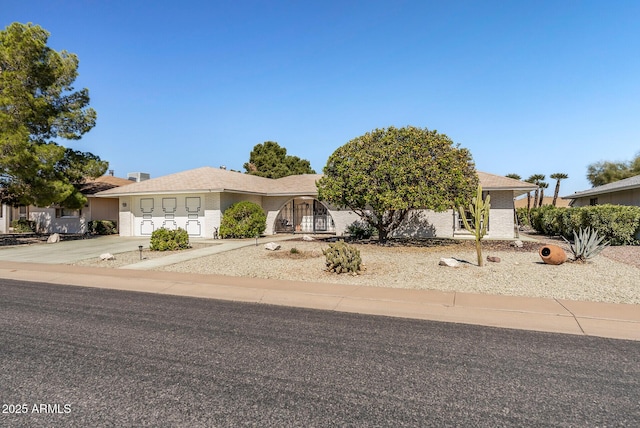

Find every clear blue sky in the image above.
[4,0,639,196]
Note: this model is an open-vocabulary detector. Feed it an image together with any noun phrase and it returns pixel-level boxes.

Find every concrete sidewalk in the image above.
[0,260,638,341]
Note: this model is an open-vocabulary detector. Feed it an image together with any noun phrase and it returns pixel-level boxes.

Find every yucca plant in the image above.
[562,227,609,263]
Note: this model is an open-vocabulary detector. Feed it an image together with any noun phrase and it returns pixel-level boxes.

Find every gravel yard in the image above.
[73,237,640,305]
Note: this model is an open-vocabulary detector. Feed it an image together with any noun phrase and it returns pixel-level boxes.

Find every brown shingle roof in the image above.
[78,175,135,195]
[96,167,537,197]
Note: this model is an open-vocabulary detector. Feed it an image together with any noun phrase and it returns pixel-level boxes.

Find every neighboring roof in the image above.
[514,196,570,209]
[477,172,538,197]
[562,174,640,199]
[95,167,537,198]
[78,175,135,195]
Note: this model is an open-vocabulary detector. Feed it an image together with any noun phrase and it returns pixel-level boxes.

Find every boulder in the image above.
[47,233,60,244]
[511,240,523,248]
[302,235,314,241]
[100,253,115,261]
[438,257,460,267]
[486,256,501,263]
[264,242,281,251]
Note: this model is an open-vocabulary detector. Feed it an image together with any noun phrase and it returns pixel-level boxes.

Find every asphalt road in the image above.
[1,279,639,427]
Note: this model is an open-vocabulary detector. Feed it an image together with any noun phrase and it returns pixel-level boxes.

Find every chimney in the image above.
[220,165,226,170]
[108,169,114,176]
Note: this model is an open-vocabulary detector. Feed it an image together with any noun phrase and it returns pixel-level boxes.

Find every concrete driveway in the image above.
[0,236,150,264]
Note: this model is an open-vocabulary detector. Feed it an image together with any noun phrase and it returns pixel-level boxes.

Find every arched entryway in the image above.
[274,198,335,234]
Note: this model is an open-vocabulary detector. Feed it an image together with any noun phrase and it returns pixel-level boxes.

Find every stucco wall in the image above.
[570,188,640,207]
[29,207,87,234]
[118,197,133,236]
[89,197,120,222]
[0,205,7,234]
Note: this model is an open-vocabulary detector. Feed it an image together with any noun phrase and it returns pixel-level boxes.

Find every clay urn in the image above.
[539,244,567,265]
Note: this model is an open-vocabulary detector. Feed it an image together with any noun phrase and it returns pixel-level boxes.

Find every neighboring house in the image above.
[1,175,134,234]
[95,167,536,240]
[562,175,640,207]
[514,196,570,209]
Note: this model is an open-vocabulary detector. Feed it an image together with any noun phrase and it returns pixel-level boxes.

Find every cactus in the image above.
[562,227,609,263]
[458,185,490,267]
[322,241,362,274]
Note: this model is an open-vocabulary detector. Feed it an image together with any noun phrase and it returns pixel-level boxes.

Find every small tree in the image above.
[219,201,266,238]
[317,126,478,243]
[458,185,490,267]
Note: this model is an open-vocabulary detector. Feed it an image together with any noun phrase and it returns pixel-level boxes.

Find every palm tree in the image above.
[527,174,545,209]
[538,182,549,207]
[505,173,521,180]
[550,173,568,206]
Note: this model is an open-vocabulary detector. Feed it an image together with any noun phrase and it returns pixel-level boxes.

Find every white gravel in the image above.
[149,239,640,305]
[71,238,640,305]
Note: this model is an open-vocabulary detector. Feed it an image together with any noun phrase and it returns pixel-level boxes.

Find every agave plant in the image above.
[562,227,609,263]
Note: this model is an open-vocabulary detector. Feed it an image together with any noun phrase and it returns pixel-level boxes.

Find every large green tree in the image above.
[0,22,106,208]
[586,152,640,187]
[317,126,478,243]
[243,141,315,179]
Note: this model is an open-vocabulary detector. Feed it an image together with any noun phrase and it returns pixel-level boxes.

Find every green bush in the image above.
[515,207,530,227]
[323,241,362,274]
[88,220,117,235]
[219,201,266,239]
[528,204,640,246]
[346,220,375,240]
[150,228,190,251]
[11,219,35,233]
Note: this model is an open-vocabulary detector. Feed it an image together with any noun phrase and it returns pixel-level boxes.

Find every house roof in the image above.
[78,175,135,195]
[95,167,321,197]
[95,167,537,198]
[477,172,538,197]
[562,174,640,199]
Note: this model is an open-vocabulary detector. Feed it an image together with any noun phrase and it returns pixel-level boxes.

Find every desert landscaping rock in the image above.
[47,233,60,243]
[439,257,460,267]
[486,256,501,263]
[100,253,115,261]
[264,242,281,251]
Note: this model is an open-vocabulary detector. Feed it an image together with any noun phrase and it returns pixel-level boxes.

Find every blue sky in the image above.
[4,0,639,196]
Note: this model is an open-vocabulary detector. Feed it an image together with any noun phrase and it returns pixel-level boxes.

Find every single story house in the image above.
[562,175,640,207]
[95,166,537,240]
[1,174,133,234]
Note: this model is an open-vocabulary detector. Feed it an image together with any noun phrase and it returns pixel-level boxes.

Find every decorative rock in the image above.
[264,242,281,251]
[47,233,60,244]
[302,235,314,241]
[486,256,501,263]
[539,244,567,265]
[438,257,460,267]
[100,253,115,261]
[511,240,523,248]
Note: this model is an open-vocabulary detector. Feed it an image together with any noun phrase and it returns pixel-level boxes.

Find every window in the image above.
[56,208,81,218]
[589,198,598,206]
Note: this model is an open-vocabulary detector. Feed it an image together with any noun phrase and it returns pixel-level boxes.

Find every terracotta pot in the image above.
[539,244,567,265]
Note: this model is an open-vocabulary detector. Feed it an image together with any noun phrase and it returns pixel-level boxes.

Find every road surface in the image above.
[1,279,638,427]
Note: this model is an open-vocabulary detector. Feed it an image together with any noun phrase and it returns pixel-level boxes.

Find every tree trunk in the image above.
[552,181,560,206]
[377,226,388,244]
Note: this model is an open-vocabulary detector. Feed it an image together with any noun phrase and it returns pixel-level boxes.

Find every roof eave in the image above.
[561,184,640,199]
